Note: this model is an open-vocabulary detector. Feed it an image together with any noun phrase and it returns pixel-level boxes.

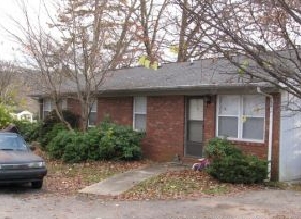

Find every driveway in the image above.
[0,188,300,219]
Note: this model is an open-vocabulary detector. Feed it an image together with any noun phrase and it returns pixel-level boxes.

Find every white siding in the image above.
[279,91,301,181]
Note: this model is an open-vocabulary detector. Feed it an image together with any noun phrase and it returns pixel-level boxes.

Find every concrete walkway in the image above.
[79,163,188,196]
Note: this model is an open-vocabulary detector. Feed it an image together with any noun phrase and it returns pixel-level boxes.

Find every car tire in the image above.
[31,180,43,189]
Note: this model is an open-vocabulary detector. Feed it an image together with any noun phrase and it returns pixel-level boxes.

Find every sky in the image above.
[0,0,178,64]
[0,0,48,62]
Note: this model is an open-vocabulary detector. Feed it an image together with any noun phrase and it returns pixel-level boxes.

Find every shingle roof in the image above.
[30,57,275,97]
[100,58,272,92]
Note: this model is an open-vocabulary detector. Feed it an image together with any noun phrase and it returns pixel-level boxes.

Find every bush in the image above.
[98,122,143,160]
[46,122,144,162]
[43,110,79,128]
[61,110,80,128]
[205,138,268,184]
[14,120,41,143]
[205,137,242,159]
[86,127,103,160]
[39,110,79,148]
[47,130,74,159]
[62,134,89,162]
[40,123,68,149]
[47,131,89,162]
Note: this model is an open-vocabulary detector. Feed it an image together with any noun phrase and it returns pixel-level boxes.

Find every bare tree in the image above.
[137,0,172,64]
[4,0,74,130]
[176,0,216,62]
[5,0,140,131]
[137,0,217,65]
[177,0,301,99]
[54,0,140,131]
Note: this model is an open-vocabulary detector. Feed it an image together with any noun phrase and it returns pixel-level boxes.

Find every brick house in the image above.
[32,58,301,182]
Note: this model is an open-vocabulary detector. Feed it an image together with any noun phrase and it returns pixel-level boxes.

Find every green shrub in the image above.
[48,131,89,162]
[39,110,79,148]
[205,137,242,159]
[86,127,103,160]
[98,122,143,160]
[62,134,89,162]
[46,122,144,162]
[14,120,41,143]
[61,110,80,128]
[40,123,68,149]
[47,130,74,159]
[205,138,268,184]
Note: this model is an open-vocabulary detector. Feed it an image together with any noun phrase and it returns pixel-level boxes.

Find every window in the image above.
[43,98,52,119]
[133,97,147,131]
[88,100,97,126]
[187,99,203,142]
[61,99,68,110]
[43,98,68,119]
[217,95,265,141]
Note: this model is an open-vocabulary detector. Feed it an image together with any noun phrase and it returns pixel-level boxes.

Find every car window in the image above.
[0,135,27,151]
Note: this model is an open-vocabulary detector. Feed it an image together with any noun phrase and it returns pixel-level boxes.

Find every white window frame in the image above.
[61,98,68,110]
[216,95,265,143]
[88,100,97,127]
[43,98,53,119]
[133,97,147,132]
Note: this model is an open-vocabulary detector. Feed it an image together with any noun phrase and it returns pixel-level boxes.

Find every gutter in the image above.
[257,87,273,182]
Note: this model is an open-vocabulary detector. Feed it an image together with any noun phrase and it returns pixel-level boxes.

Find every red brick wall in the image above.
[142,96,185,161]
[203,96,216,145]
[67,97,133,127]
[67,96,185,161]
[65,93,280,180]
[97,97,133,126]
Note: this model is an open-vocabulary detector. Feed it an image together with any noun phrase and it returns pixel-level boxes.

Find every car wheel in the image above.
[31,181,43,189]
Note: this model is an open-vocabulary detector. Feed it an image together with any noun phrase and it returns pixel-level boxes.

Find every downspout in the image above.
[257,87,273,181]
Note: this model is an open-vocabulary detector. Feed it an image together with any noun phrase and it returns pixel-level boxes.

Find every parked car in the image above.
[0,132,47,189]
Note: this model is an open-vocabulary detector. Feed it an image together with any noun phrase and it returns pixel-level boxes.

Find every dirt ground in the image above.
[0,188,300,219]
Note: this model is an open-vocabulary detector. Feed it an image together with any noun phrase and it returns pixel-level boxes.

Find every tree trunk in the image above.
[178,0,188,62]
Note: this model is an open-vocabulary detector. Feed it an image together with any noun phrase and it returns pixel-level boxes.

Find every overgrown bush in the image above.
[98,122,143,160]
[46,122,144,162]
[39,123,68,150]
[205,137,242,159]
[62,134,90,163]
[205,138,268,184]
[86,127,103,160]
[47,130,75,159]
[43,110,79,128]
[14,120,41,142]
[39,110,78,149]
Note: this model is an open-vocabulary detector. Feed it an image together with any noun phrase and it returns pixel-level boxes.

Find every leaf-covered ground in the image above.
[43,159,263,199]
[31,145,148,195]
[35,148,265,200]
[119,170,264,200]
[43,160,148,195]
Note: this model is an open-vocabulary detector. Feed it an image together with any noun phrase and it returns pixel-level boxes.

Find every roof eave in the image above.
[29,83,277,98]
[98,83,277,96]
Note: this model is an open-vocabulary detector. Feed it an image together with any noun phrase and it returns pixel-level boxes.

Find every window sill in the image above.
[133,129,146,133]
[217,136,264,144]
